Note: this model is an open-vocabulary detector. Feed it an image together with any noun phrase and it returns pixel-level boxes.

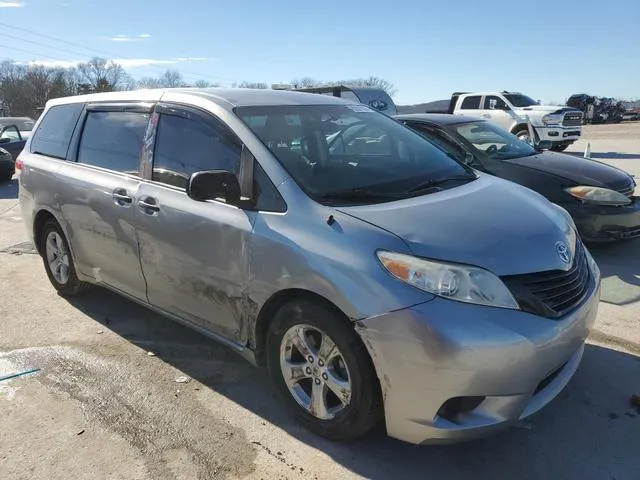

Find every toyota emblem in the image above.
[555,242,571,264]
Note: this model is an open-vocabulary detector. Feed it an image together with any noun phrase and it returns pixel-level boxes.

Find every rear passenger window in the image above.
[77,111,149,175]
[30,103,84,159]
[460,96,481,109]
[153,114,241,189]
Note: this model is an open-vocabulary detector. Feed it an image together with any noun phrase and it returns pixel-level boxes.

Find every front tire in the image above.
[41,219,90,296]
[266,299,382,441]
[551,144,569,152]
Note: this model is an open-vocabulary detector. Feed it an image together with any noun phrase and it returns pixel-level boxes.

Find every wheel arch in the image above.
[33,208,60,256]
[252,288,356,366]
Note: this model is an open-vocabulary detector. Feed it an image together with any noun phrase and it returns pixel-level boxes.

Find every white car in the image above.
[448,91,582,151]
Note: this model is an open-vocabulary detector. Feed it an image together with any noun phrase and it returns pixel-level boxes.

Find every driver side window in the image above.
[153,113,241,189]
[483,96,508,110]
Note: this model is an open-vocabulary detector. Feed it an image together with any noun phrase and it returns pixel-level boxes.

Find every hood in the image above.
[517,105,579,114]
[505,151,634,188]
[337,174,576,276]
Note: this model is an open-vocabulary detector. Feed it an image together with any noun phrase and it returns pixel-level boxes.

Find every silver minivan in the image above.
[17,88,600,445]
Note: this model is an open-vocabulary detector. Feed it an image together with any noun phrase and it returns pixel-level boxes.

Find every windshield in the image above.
[452,121,537,160]
[503,94,538,107]
[236,105,474,205]
[0,119,34,131]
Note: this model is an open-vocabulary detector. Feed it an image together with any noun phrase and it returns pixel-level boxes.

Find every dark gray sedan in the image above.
[397,114,639,242]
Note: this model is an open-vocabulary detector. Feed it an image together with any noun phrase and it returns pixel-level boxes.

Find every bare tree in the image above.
[159,70,187,88]
[77,57,131,93]
[233,81,268,89]
[193,79,218,88]
[291,77,319,88]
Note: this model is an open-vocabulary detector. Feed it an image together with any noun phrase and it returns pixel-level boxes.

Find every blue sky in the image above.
[1,0,639,104]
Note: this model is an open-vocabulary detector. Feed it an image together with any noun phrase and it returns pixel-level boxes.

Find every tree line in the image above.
[0,57,396,118]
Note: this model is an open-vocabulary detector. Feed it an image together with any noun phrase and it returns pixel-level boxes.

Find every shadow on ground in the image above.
[567,151,640,160]
[590,238,640,306]
[65,289,640,480]
[0,178,18,200]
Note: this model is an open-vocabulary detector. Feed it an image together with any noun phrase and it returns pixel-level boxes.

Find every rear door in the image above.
[455,94,483,118]
[134,103,256,342]
[57,103,151,300]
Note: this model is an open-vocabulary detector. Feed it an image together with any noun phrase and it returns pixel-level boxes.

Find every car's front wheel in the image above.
[266,299,382,441]
[41,219,90,296]
[551,144,570,152]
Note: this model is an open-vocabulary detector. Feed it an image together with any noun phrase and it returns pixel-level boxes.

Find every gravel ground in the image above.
[1,123,639,480]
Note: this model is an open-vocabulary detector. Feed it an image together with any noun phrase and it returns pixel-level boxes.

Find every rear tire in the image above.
[40,219,90,296]
[266,299,382,441]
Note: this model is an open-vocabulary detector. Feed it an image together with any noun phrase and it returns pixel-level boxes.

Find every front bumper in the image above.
[536,126,581,144]
[565,197,640,242]
[356,276,600,445]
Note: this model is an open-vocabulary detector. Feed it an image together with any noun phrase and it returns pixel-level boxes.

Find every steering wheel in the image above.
[486,144,498,155]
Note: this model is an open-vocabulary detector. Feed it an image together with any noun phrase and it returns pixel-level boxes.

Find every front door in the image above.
[58,106,150,300]
[135,104,255,342]
[478,95,516,130]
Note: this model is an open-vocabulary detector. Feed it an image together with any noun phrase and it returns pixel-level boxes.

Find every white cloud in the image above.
[113,58,176,68]
[107,34,152,42]
[18,57,207,70]
[175,57,208,62]
[21,60,78,68]
[0,1,26,7]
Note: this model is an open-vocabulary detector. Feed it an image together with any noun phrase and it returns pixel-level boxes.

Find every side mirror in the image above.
[0,137,10,144]
[187,170,241,204]
[536,140,553,150]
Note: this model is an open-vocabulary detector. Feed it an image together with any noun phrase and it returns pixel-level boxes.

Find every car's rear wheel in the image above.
[41,219,90,296]
[266,299,382,441]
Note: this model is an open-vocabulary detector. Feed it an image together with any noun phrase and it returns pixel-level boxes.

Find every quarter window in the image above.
[152,113,241,189]
[30,103,84,159]
[77,111,149,174]
[460,95,481,110]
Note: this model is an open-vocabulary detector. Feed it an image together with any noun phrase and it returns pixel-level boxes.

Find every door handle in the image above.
[112,188,132,206]
[137,196,160,215]
[482,114,491,118]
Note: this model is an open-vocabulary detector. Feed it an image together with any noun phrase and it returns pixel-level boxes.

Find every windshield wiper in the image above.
[408,174,477,193]
[317,188,405,202]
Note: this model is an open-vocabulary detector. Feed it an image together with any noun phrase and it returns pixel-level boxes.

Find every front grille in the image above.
[502,241,591,319]
[562,112,583,127]
[605,226,640,240]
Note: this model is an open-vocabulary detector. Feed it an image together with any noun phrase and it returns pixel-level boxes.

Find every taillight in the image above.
[15,158,24,172]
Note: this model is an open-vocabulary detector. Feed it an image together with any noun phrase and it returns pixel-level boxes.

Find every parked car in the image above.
[0,116,36,139]
[18,89,600,445]
[441,91,583,151]
[398,114,639,242]
[0,123,28,162]
[0,147,14,181]
[292,85,397,116]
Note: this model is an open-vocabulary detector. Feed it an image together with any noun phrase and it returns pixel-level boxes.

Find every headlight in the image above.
[565,186,632,206]
[377,251,519,309]
[542,114,563,125]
